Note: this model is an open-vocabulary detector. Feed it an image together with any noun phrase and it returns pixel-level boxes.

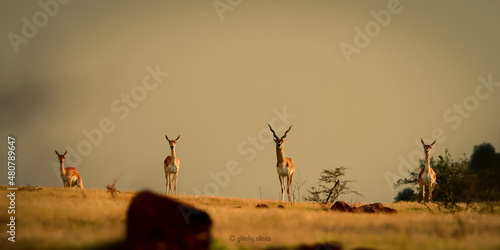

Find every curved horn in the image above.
[268,124,279,140]
[281,125,293,140]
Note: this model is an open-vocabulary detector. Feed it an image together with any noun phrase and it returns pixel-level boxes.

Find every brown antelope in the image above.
[268,124,295,203]
[55,150,84,189]
[418,139,437,203]
[164,135,180,194]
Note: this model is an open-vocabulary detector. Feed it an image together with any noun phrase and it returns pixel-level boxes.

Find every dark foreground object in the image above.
[297,242,342,250]
[331,201,397,214]
[127,191,212,250]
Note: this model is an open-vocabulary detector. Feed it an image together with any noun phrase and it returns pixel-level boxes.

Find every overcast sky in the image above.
[1,1,499,203]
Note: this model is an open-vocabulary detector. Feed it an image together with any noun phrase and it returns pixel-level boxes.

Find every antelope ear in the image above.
[421,138,425,145]
[175,135,180,141]
[430,140,436,147]
[55,150,59,155]
[165,135,170,141]
[64,150,67,156]
[283,140,288,143]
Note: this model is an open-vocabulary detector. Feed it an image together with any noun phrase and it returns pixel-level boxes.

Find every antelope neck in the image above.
[424,153,431,172]
[170,147,177,159]
[60,160,66,175]
[276,147,286,163]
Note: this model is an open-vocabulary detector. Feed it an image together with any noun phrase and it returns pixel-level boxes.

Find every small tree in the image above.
[394,149,476,211]
[469,143,500,201]
[433,152,476,210]
[394,188,416,202]
[305,166,363,204]
[106,175,122,199]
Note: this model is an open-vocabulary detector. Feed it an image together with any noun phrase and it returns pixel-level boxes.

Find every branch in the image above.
[324,180,340,204]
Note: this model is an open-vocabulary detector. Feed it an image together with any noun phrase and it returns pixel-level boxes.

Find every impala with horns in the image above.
[268,124,295,203]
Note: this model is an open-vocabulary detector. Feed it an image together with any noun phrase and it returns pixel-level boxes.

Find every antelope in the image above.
[164,135,180,194]
[268,124,295,203]
[418,139,437,203]
[55,150,84,189]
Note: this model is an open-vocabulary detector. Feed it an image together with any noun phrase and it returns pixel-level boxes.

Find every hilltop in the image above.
[1,185,499,249]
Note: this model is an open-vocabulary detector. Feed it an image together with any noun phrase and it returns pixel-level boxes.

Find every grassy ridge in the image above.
[1,185,500,249]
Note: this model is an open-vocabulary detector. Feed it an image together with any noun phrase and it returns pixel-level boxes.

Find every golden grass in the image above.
[1,185,500,250]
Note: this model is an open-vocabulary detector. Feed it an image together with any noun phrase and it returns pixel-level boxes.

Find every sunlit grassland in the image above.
[1,185,500,249]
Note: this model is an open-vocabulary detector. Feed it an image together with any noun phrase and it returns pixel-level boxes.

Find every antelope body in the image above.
[164,135,181,194]
[55,150,84,189]
[268,124,295,203]
[418,139,437,203]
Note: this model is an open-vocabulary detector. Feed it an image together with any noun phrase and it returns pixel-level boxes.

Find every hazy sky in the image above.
[1,1,499,203]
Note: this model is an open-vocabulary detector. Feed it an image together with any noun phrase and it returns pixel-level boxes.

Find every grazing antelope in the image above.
[55,150,84,189]
[418,139,437,203]
[164,135,181,194]
[268,124,295,203]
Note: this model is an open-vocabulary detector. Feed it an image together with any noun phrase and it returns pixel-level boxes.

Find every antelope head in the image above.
[165,135,180,149]
[55,150,67,163]
[268,124,292,150]
[421,138,436,155]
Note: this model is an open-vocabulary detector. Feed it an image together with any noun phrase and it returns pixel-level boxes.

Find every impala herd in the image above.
[55,126,438,204]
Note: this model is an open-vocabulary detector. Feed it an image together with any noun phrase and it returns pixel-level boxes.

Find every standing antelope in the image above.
[268,124,295,203]
[418,139,437,203]
[55,150,84,189]
[164,135,180,194]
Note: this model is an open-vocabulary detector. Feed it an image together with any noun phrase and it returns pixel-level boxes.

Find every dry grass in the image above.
[0,186,134,249]
[1,185,500,249]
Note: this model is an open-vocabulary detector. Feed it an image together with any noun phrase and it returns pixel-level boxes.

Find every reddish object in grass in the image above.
[127,191,212,250]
